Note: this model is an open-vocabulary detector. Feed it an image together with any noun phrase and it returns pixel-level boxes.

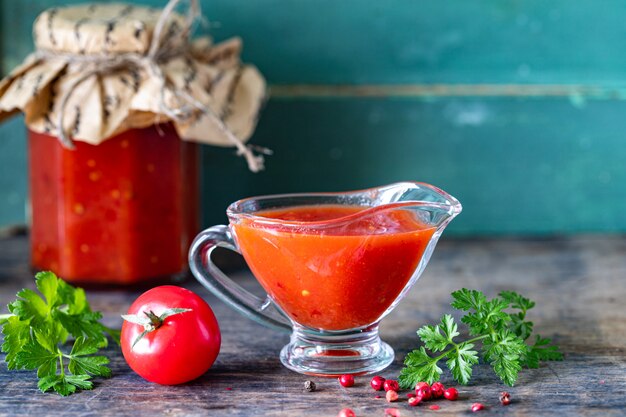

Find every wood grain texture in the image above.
[4,97,626,234]
[270,84,626,99]
[2,0,626,233]
[0,116,27,228]
[0,235,625,416]
[4,0,626,85]
[201,97,626,235]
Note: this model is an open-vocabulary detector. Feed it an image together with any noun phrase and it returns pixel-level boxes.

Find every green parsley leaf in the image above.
[399,289,563,387]
[417,314,458,352]
[37,374,62,393]
[1,315,31,369]
[460,298,510,336]
[482,330,526,361]
[15,337,59,378]
[499,291,535,312]
[509,313,534,340]
[38,374,94,396]
[446,342,479,385]
[64,374,94,390]
[523,335,564,368]
[36,271,62,308]
[67,337,111,378]
[491,352,522,386]
[500,290,538,340]
[398,347,443,389]
[9,288,48,323]
[450,289,486,311]
[482,330,526,386]
[33,325,63,353]
[440,314,460,342]
[1,271,117,396]
[54,310,108,346]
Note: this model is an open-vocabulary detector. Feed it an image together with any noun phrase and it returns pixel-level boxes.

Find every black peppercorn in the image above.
[304,380,316,392]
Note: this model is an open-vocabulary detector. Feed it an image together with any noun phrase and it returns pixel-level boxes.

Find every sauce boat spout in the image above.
[361,181,462,228]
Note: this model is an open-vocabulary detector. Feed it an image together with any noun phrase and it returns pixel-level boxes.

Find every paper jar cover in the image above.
[0,3,266,148]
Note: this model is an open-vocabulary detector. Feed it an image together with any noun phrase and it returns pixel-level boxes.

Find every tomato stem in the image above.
[144,311,163,329]
[121,308,193,350]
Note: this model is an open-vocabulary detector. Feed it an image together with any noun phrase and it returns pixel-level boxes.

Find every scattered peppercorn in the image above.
[370,375,386,391]
[384,408,401,417]
[431,382,445,398]
[386,390,399,402]
[471,403,484,412]
[415,381,430,391]
[416,385,432,401]
[304,380,316,392]
[337,408,356,417]
[338,374,355,387]
[384,379,400,392]
[444,387,458,401]
[499,391,511,406]
[429,405,441,410]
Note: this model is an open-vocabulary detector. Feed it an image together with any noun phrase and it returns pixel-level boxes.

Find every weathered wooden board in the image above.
[0,234,625,416]
[2,0,626,234]
[3,97,626,234]
[4,0,626,85]
[202,97,626,235]
[0,116,27,228]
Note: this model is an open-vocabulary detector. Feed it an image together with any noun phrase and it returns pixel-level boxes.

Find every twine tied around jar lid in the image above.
[5,0,268,172]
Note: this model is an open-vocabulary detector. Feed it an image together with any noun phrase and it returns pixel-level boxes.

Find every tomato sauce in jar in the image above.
[29,123,199,284]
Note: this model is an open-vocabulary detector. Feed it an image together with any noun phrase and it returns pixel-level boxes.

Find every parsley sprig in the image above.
[1,272,119,396]
[398,289,563,389]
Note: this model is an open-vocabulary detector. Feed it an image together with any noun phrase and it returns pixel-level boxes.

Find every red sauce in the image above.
[233,205,436,330]
[29,124,199,284]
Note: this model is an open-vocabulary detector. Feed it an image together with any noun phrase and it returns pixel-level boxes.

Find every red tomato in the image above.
[121,285,221,385]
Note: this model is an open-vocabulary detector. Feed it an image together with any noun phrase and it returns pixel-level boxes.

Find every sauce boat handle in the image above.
[189,225,292,333]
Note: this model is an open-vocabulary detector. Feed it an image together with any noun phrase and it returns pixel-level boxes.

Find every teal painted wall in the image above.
[1,1,626,235]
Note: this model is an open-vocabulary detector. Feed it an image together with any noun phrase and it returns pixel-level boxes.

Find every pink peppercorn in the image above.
[415,381,430,390]
[384,379,400,392]
[337,408,356,417]
[408,396,421,407]
[471,403,484,412]
[384,408,401,417]
[338,374,355,387]
[370,375,385,391]
[431,382,445,398]
[416,385,432,401]
[444,387,458,401]
[386,390,399,402]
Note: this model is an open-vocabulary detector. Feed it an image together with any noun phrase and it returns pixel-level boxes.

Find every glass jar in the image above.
[0,2,266,285]
[29,123,199,284]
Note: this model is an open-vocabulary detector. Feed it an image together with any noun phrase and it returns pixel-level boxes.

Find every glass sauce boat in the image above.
[189,182,461,376]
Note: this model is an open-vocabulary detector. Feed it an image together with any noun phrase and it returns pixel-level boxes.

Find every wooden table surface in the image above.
[0,234,625,416]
